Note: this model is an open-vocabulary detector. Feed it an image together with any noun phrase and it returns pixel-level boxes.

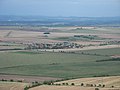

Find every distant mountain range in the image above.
[0,15,120,26]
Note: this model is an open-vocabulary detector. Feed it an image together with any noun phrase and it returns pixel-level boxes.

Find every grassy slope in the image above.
[0,48,120,78]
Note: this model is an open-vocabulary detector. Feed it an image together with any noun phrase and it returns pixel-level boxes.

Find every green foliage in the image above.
[24,82,42,90]
[71,83,75,85]
[103,84,105,87]
[10,79,14,82]
[81,83,84,86]
[43,81,53,85]
[24,86,29,90]
[95,88,99,90]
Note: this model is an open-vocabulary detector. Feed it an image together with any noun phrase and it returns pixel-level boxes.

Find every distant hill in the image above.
[0,15,120,27]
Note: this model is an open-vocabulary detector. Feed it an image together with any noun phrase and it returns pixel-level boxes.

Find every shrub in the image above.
[35,81,38,84]
[95,88,99,90]
[91,84,93,87]
[1,79,7,81]
[24,86,29,90]
[81,83,84,86]
[17,80,22,82]
[111,86,114,88]
[10,79,14,82]
[94,84,96,87]
[98,84,101,87]
[62,83,65,85]
[71,83,75,85]
[65,83,68,85]
[103,84,105,87]
[43,81,53,85]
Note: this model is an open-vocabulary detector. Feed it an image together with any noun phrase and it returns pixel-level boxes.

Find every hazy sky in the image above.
[0,0,120,17]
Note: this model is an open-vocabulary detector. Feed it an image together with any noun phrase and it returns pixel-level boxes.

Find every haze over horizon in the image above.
[0,0,120,17]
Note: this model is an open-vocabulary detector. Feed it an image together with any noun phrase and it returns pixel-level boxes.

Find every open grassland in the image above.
[0,81,29,90]
[0,48,120,78]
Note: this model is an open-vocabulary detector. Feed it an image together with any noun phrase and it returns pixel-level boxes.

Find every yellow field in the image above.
[30,85,98,90]
[0,82,29,90]
[55,76,120,88]
[30,76,120,90]
[30,85,120,90]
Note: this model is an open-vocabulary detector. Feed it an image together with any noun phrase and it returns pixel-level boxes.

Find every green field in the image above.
[0,48,120,78]
[78,48,120,55]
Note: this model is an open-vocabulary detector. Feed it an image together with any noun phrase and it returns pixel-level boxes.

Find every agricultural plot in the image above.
[55,76,120,88]
[0,81,29,90]
[30,76,120,90]
[0,26,120,90]
[29,85,97,90]
[0,48,120,78]
[0,27,120,53]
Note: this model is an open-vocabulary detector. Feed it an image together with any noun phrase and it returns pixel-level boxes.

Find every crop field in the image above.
[0,26,120,90]
[30,76,120,90]
[78,48,120,56]
[29,85,99,90]
[55,76,120,88]
[0,48,120,78]
[0,81,29,90]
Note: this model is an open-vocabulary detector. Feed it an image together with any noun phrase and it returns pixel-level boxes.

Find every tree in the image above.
[62,83,65,85]
[71,83,75,85]
[103,84,105,87]
[81,83,84,86]
[95,88,99,90]
[10,79,14,82]
[66,83,69,85]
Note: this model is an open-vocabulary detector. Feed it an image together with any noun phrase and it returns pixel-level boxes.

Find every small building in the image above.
[43,32,50,34]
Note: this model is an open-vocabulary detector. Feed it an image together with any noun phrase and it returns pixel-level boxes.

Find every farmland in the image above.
[30,76,120,90]
[0,48,120,78]
[0,25,120,90]
[0,81,29,90]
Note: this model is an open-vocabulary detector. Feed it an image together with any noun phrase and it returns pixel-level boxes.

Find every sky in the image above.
[0,0,120,17]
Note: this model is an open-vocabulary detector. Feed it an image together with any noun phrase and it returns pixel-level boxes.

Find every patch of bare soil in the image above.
[111,55,120,58]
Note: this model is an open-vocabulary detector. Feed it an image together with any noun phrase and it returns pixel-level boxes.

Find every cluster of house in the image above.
[26,42,83,49]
